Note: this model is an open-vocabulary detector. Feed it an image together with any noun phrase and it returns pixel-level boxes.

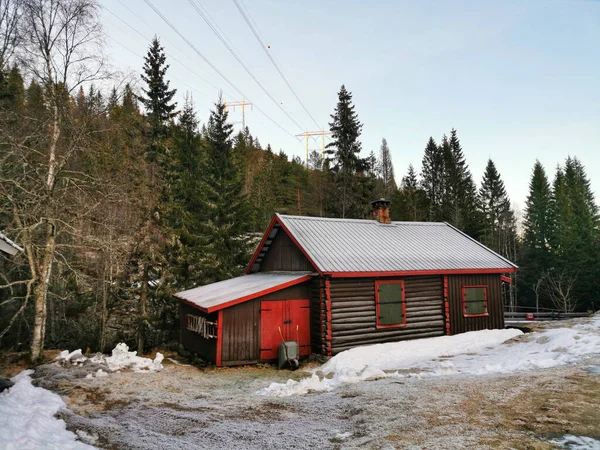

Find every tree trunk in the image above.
[30,220,56,362]
[138,263,149,354]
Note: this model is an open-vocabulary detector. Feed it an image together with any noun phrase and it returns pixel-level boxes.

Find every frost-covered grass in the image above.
[0,370,94,449]
[260,315,600,397]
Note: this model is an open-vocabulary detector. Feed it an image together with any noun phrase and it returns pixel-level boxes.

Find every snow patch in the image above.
[56,343,164,375]
[551,434,600,449]
[261,316,600,397]
[0,370,95,449]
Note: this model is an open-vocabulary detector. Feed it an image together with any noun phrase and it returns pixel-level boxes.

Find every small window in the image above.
[375,280,406,328]
[462,286,488,317]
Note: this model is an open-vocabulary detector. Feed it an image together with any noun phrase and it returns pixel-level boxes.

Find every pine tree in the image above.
[139,37,177,157]
[378,138,397,199]
[198,95,252,282]
[421,136,444,221]
[326,85,366,218]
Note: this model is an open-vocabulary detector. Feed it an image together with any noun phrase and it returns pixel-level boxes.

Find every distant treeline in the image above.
[0,0,598,361]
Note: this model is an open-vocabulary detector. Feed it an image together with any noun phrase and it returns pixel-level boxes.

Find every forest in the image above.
[1,0,599,362]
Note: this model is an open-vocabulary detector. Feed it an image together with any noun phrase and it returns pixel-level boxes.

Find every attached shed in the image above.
[0,231,23,257]
[175,200,517,366]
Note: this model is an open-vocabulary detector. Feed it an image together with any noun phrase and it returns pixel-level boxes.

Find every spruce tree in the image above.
[326,85,366,218]
[378,138,397,199]
[444,129,479,235]
[478,159,516,258]
[391,164,427,221]
[421,136,444,221]
[198,95,252,282]
[549,158,600,310]
[139,36,177,158]
[520,160,553,308]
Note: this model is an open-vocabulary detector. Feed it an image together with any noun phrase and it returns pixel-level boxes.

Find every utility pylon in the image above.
[224,98,253,128]
[295,130,333,168]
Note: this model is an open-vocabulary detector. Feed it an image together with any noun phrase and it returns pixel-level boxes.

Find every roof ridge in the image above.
[277,214,446,226]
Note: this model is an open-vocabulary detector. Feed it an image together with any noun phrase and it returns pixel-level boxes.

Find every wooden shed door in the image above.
[260,299,310,360]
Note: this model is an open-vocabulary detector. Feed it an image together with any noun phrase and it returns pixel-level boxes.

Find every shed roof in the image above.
[248,214,517,275]
[0,231,23,256]
[174,272,312,313]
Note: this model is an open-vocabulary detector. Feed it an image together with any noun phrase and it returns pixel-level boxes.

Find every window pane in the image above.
[378,283,404,325]
[464,287,486,315]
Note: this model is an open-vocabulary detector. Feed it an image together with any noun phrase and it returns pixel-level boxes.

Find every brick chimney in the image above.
[371,198,391,224]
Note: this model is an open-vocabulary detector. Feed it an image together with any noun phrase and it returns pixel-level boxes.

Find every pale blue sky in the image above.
[101,0,600,211]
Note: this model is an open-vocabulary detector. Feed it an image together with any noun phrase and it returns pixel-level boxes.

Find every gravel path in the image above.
[30,353,600,449]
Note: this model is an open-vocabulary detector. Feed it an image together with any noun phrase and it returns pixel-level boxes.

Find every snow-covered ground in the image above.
[260,315,600,397]
[2,317,599,449]
[0,343,164,450]
[0,370,94,449]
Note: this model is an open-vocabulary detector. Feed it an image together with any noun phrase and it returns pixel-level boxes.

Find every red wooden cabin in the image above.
[175,199,517,366]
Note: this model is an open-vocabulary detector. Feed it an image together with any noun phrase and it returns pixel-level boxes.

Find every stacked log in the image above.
[329,276,445,354]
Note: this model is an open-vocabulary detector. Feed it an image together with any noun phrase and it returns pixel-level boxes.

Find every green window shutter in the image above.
[378,283,404,326]
[464,287,486,315]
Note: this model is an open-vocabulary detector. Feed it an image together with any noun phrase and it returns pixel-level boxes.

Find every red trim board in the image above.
[443,275,450,336]
[501,275,512,283]
[216,310,223,367]
[374,280,406,329]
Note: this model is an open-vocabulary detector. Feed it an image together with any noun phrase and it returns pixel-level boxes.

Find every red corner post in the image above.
[216,310,223,367]
[325,277,332,356]
[443,275,450,336]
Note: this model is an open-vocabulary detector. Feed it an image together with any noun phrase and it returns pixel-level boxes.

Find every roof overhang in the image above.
[174,272,313,314]
[0,232,23,256]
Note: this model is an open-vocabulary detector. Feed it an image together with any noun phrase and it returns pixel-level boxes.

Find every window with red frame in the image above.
[462,286,488,316]
[375,280,406,328]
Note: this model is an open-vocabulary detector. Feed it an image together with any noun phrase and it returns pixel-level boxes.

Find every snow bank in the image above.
[260,316,600,397]
[320,328,522,375]
[0,370,95,449]
[56,343,164,374]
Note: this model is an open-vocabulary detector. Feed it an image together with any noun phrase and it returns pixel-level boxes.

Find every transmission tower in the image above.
[224,98,253,128]
[295,130,333,168]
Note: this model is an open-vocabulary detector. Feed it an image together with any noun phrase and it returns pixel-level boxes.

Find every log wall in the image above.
[329,276,445,354]
[447,274,504,334]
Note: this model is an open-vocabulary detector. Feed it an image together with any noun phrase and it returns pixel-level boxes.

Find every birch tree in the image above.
[2,0,105,362]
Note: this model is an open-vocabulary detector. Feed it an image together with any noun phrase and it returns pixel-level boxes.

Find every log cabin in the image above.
[175,199,518,367]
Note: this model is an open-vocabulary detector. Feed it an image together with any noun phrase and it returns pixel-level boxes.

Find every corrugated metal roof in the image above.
[0,231,23,256]
[274,214,517,273]
[174,272,312,312]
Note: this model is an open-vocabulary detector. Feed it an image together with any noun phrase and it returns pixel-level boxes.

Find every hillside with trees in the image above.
[1,0,598,361]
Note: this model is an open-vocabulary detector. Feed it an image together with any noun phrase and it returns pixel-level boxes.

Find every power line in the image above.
[143,0,298,139]
[186,0,306,131]
[103,4,230,99]
[233,0,321,130]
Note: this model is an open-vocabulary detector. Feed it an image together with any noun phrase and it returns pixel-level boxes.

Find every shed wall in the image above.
[448,274,504,334]
[179,302,218,363]
[329,276,445,354]
[259,229,314,272]
[219,280,311,365]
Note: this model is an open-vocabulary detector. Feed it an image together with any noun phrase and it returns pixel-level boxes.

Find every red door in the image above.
[260,299,310,360]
